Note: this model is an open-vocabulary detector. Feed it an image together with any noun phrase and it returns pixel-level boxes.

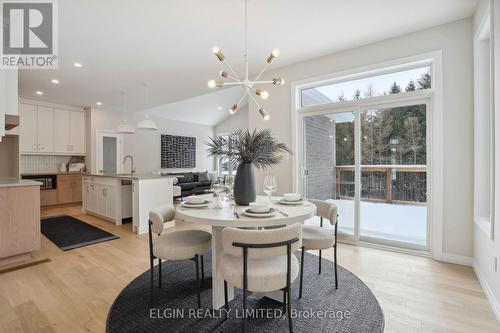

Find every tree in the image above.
[405,79,416,92]
[364,83,375,98]
[401,116,425,164]
[353,89,361,100]
[417,72,431,89]
[389,81,401,94]
[361,110,393,164]
[337,91,346,102]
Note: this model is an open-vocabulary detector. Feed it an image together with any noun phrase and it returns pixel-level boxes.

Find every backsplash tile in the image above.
[20,155,73,173]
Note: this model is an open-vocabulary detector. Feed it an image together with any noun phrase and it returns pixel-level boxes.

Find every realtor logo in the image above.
[1,0,58,68]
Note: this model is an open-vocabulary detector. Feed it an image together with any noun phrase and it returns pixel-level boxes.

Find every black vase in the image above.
[233,162,256,205]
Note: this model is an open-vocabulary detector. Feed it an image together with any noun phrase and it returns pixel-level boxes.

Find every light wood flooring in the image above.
[0,205,499,333]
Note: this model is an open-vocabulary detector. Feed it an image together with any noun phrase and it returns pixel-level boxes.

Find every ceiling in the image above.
[19,0,478,125]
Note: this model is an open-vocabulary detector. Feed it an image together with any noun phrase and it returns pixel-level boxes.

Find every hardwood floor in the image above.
[0,205,499,333]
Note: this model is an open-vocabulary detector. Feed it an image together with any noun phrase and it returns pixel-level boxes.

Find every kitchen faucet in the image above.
[122,155,136,174]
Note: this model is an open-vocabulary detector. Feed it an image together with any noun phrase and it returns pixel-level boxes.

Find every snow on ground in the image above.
[305,199,427,246]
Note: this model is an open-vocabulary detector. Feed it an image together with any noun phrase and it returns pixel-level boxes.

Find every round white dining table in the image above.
[175,194,316,309]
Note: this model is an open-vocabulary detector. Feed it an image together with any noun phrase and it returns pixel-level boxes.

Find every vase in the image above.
[233,162,256,205]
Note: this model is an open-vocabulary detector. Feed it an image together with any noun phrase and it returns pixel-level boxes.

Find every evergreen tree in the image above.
[353,89,361,100]
[406,79,416,92]
[389,81,401,94]
[417,72,431,89]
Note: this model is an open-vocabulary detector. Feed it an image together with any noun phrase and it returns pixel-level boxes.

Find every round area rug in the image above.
[107,252,384,333]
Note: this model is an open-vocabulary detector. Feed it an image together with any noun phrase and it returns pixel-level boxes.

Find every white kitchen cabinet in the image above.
[19,103,37,152]
[54,109,85,154]
[0,69,18,140]
[82,177,119,222]
[70,111,85,154]
[54,108,71,153]
[36,106,54,153]
[19,101,86,155]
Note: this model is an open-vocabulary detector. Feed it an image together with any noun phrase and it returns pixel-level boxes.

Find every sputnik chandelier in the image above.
[207,0,284,120]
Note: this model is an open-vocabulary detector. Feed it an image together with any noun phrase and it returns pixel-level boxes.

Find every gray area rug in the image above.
[107,252,384,332]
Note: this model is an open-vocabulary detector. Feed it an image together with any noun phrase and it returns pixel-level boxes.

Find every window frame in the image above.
[473,4,495,240]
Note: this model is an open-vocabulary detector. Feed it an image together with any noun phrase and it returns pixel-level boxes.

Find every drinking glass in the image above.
[263,175,277,203]
[211,178,226,209]
[224,175,235,200]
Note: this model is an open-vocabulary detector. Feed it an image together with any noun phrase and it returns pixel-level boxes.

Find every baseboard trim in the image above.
[437,253,473,266]
[473,260,500,323]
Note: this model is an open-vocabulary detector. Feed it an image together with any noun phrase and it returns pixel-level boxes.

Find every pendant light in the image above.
[206,0,284,120]
[116,91,135,133]
[137,83,158,130]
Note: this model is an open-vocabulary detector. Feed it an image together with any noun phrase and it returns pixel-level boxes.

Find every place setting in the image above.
[180,195,212,208]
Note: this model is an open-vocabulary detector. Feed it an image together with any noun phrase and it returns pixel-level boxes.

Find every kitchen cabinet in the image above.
[19,103,37,152]
[0,184,41,267]
[0,69,18,140]
[54,109,85,154]
[83,177,118,221]
[57,174,82,204]
[19,101,86,155]
[36,106,54,152]
[40,189,58,206]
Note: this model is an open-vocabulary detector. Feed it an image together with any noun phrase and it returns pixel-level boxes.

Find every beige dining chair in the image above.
[148,204,212,307]
[299,199,338,298]
[221,223,302,332]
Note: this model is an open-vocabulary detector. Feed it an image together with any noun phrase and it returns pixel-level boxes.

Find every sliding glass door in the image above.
[302,102,429,250]
[303,111,356,237]
[359,104,427,249]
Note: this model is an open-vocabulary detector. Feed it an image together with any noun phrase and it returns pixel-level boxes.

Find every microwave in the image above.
[21,174,57,190]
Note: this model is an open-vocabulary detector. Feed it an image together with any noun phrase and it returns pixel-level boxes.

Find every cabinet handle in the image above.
[86,184,89,192]
[103,188,107,196]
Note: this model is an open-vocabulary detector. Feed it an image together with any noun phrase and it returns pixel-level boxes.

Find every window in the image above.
[296,56,438,252]
[301,65,431,107]
[216,134,237,176]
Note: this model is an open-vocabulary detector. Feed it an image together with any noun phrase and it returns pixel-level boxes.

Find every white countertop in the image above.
[87,173,178,180]
[0,179,42,188]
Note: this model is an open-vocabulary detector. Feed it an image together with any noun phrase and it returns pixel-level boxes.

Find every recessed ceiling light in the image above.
[51,79,59,84]
[36,91,43,95]
[73,62,83,68]
[96,102,102,106]
[218,106,222,110]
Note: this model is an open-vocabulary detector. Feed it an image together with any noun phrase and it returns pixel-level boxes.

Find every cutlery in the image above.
[234,211,240,219]
[278,210,289,217]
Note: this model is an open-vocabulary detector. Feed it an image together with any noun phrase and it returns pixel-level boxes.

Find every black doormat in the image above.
[41,215,119,251]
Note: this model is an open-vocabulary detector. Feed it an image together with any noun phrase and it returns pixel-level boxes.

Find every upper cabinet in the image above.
[0,69,18,140]
[19,101,86,155]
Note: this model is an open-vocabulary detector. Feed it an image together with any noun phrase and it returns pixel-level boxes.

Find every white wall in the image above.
[214,105,249,135]
[248,19,474,258]
[473,0,500,322]
[89,109,215,174]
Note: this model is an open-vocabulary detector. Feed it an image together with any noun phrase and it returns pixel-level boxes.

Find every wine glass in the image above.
[224,175,235,200]
[211,178,226,209]
[263,175,277,203]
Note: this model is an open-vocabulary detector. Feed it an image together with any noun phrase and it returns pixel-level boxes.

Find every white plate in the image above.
[241,207,278,218]
[181,200,210,208]
[279,199,305,205]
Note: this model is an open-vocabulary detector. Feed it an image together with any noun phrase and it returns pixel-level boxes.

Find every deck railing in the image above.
[335,165,427,205]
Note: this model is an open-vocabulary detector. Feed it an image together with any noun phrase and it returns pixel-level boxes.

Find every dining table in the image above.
[175,194,317,309]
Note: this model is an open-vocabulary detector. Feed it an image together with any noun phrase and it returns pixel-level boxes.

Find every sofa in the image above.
[168,171,212,197]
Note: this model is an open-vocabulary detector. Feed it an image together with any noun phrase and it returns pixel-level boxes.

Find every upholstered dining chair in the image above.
[221,223,302,333]
[148,205,212,307]
[299,199,338,299]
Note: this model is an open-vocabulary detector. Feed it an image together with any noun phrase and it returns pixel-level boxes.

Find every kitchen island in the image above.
[0,180,41,267]
[82,174,176,234]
